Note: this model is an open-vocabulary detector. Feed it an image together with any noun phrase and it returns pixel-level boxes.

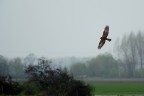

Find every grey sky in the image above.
[0,0,144,58]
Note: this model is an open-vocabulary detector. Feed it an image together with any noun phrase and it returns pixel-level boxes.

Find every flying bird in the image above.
[98,25,111,49]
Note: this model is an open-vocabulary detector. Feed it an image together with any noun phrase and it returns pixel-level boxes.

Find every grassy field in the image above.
[89,82,144,95]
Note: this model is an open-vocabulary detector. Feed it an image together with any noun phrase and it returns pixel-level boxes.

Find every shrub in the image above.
[25,58,93,96]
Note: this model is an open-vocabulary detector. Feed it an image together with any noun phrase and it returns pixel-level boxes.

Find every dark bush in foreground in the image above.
[25,58,93,96]
[0,75,22,95]
[21,82,40,95]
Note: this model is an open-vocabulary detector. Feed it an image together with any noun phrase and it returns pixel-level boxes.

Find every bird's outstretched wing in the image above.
[102,26,109,38]
[98,39,105,49]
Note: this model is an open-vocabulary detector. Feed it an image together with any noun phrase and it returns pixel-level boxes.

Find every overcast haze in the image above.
[0,0,144,58]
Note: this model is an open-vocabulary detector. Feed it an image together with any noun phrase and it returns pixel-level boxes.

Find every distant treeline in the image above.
[70,31,144,78]
[0,53,36,79]
[0,31,144,79]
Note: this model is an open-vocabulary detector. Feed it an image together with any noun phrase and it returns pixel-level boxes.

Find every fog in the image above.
[0,0,144,58]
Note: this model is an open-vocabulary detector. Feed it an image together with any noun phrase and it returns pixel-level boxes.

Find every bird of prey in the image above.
[98,25,111,49]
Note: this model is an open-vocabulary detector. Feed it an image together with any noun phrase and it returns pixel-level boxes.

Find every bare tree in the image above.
[119,34,134,77]
[116,31,144,78]
[136,31,144,69]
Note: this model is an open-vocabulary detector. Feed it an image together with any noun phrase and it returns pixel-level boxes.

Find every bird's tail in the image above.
[106,38,111,42]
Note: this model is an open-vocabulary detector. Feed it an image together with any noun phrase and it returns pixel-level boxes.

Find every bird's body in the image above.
[98,25,111,49]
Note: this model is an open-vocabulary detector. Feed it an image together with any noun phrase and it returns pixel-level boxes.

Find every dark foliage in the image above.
[0,75,22,95]
[25,58,92,96]
[21,82,40,95]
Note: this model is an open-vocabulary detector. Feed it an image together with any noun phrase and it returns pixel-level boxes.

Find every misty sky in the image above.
[0,0,144,58]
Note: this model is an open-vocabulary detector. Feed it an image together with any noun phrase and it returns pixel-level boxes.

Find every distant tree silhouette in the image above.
[116,31,144,78]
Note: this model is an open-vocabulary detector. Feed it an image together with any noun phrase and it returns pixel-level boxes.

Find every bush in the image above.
[21,82,40,95]
[0,75,22,95]
[25,58,93,96]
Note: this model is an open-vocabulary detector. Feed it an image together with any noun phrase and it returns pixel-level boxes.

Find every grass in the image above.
[89,82,144,95]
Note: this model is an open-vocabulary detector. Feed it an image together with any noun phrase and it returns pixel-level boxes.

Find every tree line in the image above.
[0,54,36,79]
[0,31,144,95]
[70,31,144,78]
[0,57,92,96]
[1,31,144,79]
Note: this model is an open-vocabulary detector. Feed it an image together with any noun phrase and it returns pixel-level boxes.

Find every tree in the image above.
[0,55,9,76]
[0,75,22,95]
[24,53,36,67]
[25,57,92,96]
[116,31,144,78]
[136,31,144,70]
[70,63,88,78]
[87,53,118,78]
[8,57,25,79]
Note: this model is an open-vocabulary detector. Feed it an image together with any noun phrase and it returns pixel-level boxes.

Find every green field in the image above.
[89,82,144,95]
